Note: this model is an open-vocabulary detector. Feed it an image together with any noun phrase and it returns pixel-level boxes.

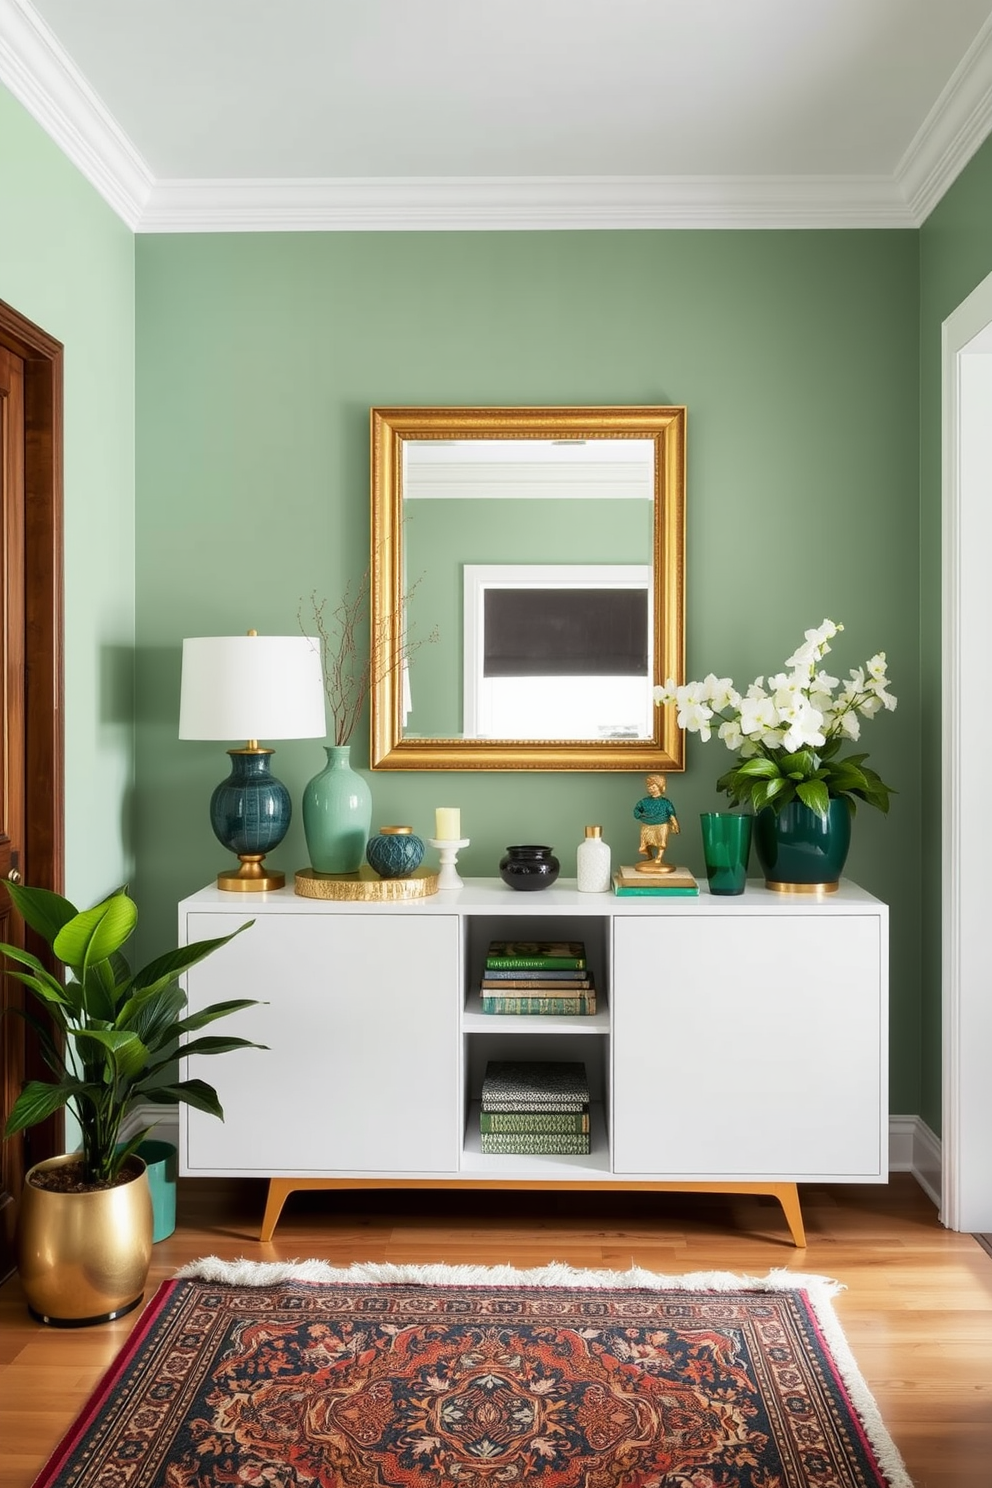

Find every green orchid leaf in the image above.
[733,756,782,780]
[796,779,831,818]
[778,748,815,780]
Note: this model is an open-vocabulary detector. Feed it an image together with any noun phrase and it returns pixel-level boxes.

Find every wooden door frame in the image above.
[0,297,65,1170]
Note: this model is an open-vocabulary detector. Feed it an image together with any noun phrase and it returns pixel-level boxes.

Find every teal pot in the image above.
[366,825,426,879]
[302,744,373,874]
[754,798,852,894]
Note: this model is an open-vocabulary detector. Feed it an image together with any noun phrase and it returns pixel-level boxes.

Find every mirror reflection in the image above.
[370,407,686,771]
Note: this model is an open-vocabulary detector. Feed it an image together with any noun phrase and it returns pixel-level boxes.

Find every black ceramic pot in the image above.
[499,844,560,891]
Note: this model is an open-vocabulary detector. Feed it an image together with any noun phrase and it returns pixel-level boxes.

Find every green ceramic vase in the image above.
[753,797,852,893]
[302,744,373,874]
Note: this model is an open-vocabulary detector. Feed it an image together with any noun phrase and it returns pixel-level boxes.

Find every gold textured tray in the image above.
[294,865,439,901]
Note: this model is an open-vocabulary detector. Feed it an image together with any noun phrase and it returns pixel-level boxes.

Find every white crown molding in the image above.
[138,173,915,233]
[896,12,992,226]
[0,0,151,229]
[2,0,991,233]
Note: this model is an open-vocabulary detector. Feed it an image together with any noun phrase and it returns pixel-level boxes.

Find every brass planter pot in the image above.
[16,1154,154,1327]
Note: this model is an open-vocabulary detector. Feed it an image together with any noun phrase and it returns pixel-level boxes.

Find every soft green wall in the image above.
[0,85,135,908]
[919,132,992,1134]
[135,228,922,1112]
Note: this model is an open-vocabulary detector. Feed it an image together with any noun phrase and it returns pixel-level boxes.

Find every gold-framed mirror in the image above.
[370,405,686,771]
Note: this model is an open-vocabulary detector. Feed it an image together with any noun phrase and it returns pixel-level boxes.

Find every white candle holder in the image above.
[429,837,470,891]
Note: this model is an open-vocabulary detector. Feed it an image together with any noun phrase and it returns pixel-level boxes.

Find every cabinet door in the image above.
[613,913,885,1179]
[181,912,460,1175]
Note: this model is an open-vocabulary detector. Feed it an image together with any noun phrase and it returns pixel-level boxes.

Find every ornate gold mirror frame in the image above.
[370,405,686,771]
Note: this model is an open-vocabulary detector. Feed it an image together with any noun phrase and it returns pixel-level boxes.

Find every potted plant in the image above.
[1,880,262,1325]
[654,619,897,891]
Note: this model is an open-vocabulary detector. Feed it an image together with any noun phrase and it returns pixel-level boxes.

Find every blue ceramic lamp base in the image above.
[211,747,291,893]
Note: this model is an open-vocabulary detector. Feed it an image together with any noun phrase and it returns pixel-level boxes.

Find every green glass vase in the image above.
[302,744,372,875]
[753,797,852,893]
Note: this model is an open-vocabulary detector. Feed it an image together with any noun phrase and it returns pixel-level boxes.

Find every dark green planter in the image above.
[754,798,852,893]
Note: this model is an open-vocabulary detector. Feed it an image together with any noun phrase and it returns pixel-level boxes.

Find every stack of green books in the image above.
[480,939,595,1015]
[480,1060,591,1154]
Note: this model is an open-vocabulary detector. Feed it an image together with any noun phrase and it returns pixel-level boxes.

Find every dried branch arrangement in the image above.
[301,570,437,746]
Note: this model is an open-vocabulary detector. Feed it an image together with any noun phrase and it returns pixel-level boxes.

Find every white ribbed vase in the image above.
[576,825,612,893]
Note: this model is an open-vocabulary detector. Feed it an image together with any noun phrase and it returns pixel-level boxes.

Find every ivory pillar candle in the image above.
[435,807,461,841]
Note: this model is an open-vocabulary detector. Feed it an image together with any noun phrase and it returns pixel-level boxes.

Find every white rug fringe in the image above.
[173,1257,912,1488]
[175,1255,844,1297]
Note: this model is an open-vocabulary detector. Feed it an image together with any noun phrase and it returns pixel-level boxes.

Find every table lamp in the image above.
[179,631,326,891]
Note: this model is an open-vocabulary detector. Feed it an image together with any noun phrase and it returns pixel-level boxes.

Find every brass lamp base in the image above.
[218,854,285,892]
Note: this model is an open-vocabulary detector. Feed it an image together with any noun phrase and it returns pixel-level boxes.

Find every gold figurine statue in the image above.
[632,773,681,873]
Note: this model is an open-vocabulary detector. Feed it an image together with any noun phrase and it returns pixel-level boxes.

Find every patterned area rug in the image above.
[32,1260,912,1488]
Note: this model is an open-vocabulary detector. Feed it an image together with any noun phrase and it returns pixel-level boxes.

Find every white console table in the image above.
[178,878,888,1246]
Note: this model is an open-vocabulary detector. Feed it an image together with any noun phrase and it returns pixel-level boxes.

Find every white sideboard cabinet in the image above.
[178,878,888,1246]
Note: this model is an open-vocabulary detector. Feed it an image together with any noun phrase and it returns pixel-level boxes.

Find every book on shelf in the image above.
[485,940,586,970]
[480,993,597,1015]
[479,1111,590,1135]
[481,1060,590,1112]
[480,977,591,991]
[481,966,590,982]
[613,864,699,896]
[480,1131,592,1155]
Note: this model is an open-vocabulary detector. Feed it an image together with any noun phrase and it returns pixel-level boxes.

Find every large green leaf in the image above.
[3,1077,88,1135]
[71,1027,149,1084]
[139,1077,224,1118]
[0,959,69,1008]
[128,923,254,993]
[172,998,262,1035]
[2,882,78,946]
[54,894,137,970]
[140,1034,264,1084]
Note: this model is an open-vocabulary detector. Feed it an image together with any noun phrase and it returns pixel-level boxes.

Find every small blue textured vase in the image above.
[366,826,426,879]
[302,744,373,874]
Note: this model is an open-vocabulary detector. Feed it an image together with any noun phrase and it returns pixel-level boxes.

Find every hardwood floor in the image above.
[1,1174,990,1487]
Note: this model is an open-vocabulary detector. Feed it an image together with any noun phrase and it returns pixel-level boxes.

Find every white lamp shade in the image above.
[179,635,326,741]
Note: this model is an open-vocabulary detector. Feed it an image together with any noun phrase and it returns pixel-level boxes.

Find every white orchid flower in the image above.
[739,694,779,737]
[717,717,743,751]
[780,697,827,751]
[838,710,862,740]
[677,697,714,738]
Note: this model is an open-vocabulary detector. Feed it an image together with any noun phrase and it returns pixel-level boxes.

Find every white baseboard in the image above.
[123,1104,945,1213]
[888,1114,942,1209]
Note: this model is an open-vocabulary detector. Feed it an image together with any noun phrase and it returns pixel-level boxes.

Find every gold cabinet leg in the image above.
[771,1182,807,1247]
[259,1178,293,1242]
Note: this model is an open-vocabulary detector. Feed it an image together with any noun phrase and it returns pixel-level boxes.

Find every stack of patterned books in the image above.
[480,939,595,1015]
[612,865,698,896]
[479,1060,591,1155]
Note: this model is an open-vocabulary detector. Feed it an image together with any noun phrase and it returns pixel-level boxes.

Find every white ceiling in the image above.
[3,0,992,231]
